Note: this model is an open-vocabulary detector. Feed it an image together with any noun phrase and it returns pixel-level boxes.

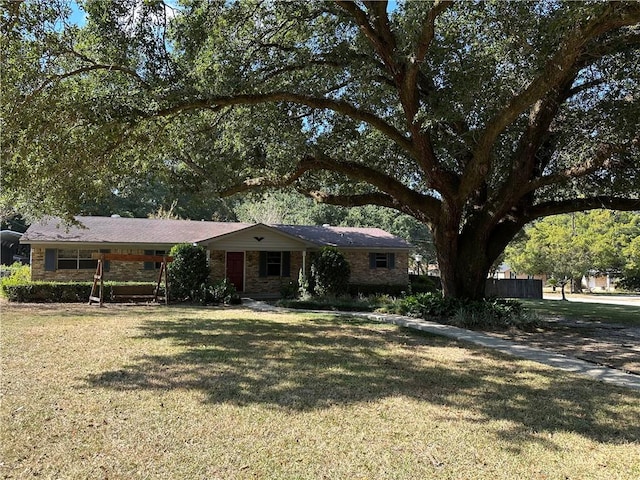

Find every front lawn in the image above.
[522,299,640,327]
[1,303,639,479]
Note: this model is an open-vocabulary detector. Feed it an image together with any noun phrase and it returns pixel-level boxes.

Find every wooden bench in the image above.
[110,284,159,302]
[89,253,173,306]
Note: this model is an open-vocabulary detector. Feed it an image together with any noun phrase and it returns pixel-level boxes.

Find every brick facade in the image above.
[30,246,409,295]
[245,250,303,294]
[209,250,226,281]
[343,250,409,285]
[31,247,163,282]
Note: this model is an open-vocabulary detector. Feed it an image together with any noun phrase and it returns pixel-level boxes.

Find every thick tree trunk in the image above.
[439,252,492,300]
[434,223,493,301]
[432,209,523,300]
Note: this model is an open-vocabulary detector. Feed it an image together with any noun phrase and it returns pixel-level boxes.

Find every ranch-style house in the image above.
[21,216,412,297]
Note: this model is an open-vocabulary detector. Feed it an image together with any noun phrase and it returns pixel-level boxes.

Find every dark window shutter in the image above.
[100,249,111,272]
[388,253,396,269]
[259,251,267,277]
[369,253,376,269]
[282,251,291,277]
[143,250,154,270]
[44,249,57,271]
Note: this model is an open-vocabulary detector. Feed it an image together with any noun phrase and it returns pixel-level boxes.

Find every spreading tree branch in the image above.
[24,63,149,105]
[336,1,402,82]
[461,3,640,201]
[526,197,640,221]
[526,135,639,193]
[491,75,576,211]
[404,0,452,101]
[219,152,442,219]
[303,189,436,224]
[155,92,414,154]
[305,190,396,209]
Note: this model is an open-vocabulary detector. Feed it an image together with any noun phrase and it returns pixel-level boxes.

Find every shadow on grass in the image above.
[84,314,640,447]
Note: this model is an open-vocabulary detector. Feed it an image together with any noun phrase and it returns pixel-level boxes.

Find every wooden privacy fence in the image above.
[88,253,174,306]
[485,279,543,299]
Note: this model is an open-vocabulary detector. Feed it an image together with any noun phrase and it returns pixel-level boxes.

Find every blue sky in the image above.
[69,1,86,25]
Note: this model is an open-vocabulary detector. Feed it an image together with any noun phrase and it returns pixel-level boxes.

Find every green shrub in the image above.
[449,298,524,329]
[395,292,462,318]
[197,278,239,305]
[280,280,299,300]
[168,244,210,301]
[277,295,378,312]
[2,281,161,303]
[409,274,441,293]
[311,247,350,296]
[0,263,31,297]
[389,293,534,330]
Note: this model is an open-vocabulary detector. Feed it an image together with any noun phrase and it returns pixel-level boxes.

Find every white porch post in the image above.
[302,250,306,275]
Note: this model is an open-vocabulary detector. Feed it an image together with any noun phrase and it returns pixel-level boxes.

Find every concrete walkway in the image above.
[242,299,640,392]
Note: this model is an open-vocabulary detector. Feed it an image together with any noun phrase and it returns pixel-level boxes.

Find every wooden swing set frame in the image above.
[88,253,173,306]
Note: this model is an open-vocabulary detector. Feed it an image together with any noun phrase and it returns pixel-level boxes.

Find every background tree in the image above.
[620,235,640,290]
[234,191,345,225]
[504,210,640,296]
[3,1,640,299]
[505,215,591,299]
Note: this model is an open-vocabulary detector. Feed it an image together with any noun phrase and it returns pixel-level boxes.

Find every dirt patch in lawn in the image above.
[488,318,640,375]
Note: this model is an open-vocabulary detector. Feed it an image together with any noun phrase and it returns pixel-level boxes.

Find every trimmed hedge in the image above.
[2,282,157,303]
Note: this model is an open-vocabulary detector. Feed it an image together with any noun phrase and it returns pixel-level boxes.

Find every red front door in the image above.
[226,252,244,292]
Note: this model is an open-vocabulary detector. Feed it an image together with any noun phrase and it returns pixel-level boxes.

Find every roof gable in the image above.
[203,224,314,250]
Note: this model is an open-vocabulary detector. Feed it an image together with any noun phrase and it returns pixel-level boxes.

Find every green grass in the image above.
[522,299,640,327]
[1,302,639,479]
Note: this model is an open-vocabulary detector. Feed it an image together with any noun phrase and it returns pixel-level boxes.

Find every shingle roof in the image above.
[21,216,413,249]
[21,216,252,245]
[273,224,412,249]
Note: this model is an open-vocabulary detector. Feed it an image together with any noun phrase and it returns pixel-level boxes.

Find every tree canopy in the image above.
[2,0,639,299]
[505,210,640,289]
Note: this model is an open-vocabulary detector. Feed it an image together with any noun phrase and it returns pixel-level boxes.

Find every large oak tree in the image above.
[2,0,639,299]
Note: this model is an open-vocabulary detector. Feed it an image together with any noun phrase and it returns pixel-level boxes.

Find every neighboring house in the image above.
[583,272,616,292]
[21,216,412,297]
[491,263,548,283]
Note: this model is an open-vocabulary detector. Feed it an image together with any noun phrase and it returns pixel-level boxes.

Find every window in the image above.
[267,252,282,276]
[259,251,291,277]
[369,252,396,269]
[144,250,167,270]
[57,249,98,270]
[374,253,389,268]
